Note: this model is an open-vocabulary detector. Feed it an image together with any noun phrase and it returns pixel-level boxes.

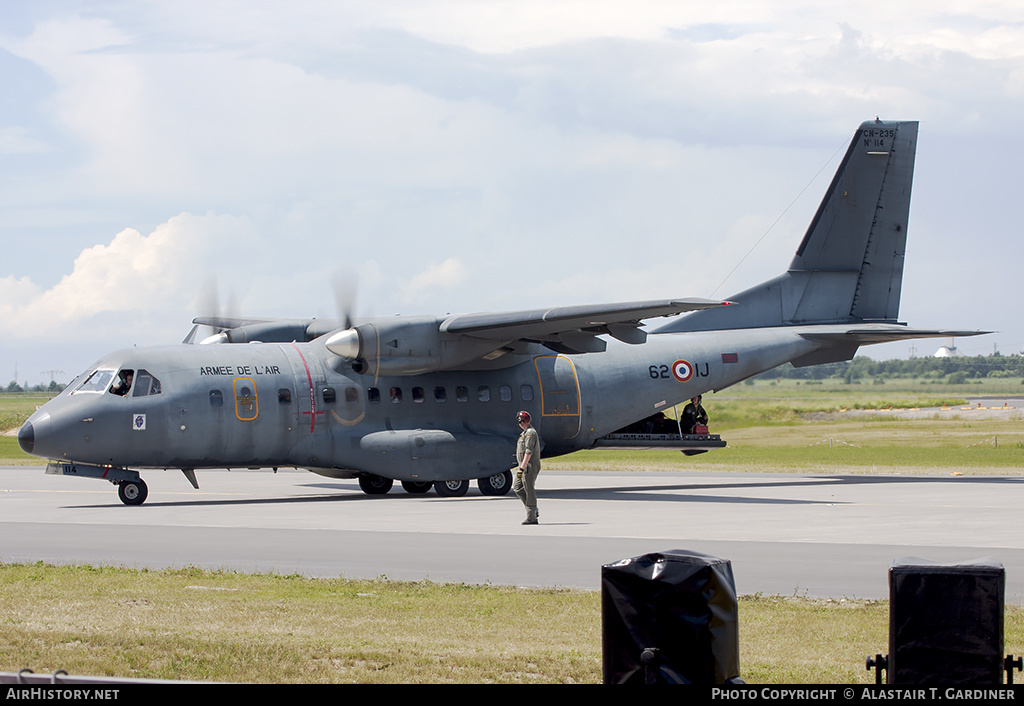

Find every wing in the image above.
[440,298,732,351]
[186,297,733,375]
[323,297,732,374]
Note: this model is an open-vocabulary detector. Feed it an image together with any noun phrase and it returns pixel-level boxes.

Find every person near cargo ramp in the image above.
[680,395,709,434]
[513,411,541,525]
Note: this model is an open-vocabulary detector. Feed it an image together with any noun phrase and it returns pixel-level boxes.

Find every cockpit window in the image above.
[109,369,135,396]
[132,370,162,397]
[72,369,115,394]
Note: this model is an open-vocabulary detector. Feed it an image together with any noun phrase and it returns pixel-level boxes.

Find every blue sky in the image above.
[2,1,1022,387]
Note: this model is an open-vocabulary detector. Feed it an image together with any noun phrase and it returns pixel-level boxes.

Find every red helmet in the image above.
[516,410,531,423]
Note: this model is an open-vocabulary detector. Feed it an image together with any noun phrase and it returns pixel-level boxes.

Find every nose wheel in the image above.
[117,479,149,506]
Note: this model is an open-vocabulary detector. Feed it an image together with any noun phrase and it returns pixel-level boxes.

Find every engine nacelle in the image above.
[324,316,505,376]
[201,321,313,344]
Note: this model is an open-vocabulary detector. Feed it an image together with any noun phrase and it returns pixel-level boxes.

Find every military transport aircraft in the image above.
[18,119,985,505]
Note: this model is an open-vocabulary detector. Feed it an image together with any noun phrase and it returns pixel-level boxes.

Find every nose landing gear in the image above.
[117,479,149,506]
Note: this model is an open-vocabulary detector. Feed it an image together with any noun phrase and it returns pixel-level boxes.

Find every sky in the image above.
[2,1,1022,388]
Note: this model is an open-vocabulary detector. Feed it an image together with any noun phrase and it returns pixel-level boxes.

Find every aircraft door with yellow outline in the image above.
[533,355,581,440]
[232,377,259,421]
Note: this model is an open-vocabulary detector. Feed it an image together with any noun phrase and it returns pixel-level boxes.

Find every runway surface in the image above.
[3,466,1024,603]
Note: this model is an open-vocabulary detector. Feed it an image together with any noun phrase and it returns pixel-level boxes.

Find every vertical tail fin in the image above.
[659,119,919,333]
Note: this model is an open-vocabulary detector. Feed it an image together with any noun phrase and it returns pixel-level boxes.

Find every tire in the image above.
[358,474,394,495]
[118,479,148,506]
[434,479,469,497]
[477,470,513,496]
[401,480,433,494]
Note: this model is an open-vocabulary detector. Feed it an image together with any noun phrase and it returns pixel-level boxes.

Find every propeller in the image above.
[183,277,240,344]
[331,268,358,331]
[326,267,381,376]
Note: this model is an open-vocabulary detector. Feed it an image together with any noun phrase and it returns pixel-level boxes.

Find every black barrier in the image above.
[887,557,1005,684]
[601,549,741,684]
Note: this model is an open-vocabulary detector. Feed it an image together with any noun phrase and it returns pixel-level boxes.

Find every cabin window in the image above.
[456,386,469,402]
[412,387,425,403]
[521,384,534,401]
[132,370,162,397]
[345,387,359,404]
[368,387,381,404]
[389,387,402,403]
[434,386,447,403]
[322,387,336,405]
[210,390,224,407]
[478,386,490,402]
[499,385,512,402]
[278,388,292,405]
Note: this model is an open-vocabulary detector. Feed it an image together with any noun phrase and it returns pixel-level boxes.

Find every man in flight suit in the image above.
[680,394,709,434]
[513,410,541,525]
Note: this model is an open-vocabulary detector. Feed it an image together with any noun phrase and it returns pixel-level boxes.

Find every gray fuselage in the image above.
[22,326,817,483]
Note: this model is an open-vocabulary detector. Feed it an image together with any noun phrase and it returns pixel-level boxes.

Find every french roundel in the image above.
[671,360,694,382]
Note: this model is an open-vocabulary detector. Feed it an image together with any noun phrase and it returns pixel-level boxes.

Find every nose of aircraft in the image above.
[18,420,34,454]
[18,410,51,458]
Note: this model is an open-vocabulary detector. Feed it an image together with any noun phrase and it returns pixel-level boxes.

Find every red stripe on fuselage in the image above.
[291,343,319,434]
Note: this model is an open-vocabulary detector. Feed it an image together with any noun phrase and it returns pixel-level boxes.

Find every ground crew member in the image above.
[513,410,541,525]
[680,394,709,434]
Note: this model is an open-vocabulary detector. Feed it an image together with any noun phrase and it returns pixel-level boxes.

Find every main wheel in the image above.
[477,470,513,496]
[401,480,433,494]
[118,479,148,506]
[434,479,469,497]
[358,474,394,495]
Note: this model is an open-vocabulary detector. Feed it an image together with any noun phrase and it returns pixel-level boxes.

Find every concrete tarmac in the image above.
[3,466,1023,603]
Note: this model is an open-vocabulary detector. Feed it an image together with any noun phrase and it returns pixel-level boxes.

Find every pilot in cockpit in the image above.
[110,370,134,396]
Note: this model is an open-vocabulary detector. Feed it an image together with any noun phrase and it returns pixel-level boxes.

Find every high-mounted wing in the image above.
[324,297,732,375]
[442,298,729,339]
[185,298,733,375]
[440,298,732,351]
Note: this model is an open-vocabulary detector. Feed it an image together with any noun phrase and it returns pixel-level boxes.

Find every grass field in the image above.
[3,564,1021,684]
[3,384,1023,683]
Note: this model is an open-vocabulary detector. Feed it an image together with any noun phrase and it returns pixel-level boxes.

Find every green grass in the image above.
[548,417,1024,474]
[4,564,1021,684]
[0,394,51,431]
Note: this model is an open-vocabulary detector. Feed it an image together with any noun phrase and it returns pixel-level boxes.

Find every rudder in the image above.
[659,119,919,333]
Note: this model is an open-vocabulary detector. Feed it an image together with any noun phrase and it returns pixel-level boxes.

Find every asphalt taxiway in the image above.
[3,466,1023,603]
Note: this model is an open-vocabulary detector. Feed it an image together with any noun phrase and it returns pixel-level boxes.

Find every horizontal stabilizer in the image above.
[798,325,992,346]
[787,325,991,367]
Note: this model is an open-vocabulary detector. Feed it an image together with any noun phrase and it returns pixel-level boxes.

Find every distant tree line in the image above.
[4,381,66,393]
[755,353,1024,383]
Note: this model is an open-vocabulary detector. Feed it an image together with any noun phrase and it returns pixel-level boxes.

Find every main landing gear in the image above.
[357,471,513,498]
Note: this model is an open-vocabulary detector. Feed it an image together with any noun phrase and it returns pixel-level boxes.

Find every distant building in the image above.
[933,345,960,358]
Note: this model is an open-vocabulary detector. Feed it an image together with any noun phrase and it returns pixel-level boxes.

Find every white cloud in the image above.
[0,212,256,343]
[400,258,467,304]
[0,126,49,154]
